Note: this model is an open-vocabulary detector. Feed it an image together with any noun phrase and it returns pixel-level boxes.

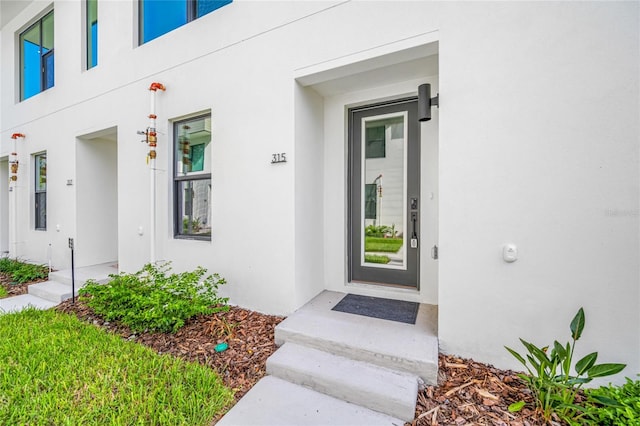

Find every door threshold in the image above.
[346,280,420,294]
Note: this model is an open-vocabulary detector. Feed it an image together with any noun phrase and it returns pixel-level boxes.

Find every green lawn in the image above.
[0,308,233,425]
[365,237,403,253]
[364,254,390,264]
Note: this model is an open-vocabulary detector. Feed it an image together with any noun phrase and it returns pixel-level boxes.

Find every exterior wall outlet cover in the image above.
[138,226,144,236]
[503,244,518,262]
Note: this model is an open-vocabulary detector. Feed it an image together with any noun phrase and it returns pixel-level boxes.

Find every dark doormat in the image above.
[332,294,419,325]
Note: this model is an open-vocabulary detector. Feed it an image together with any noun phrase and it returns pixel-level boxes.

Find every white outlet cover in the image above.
[503,244,518,263]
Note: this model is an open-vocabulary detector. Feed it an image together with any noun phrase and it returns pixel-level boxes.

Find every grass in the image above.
[364,254,390,264]
[0,286,7,299]
[365,237,403,253]
[0,308,233,425]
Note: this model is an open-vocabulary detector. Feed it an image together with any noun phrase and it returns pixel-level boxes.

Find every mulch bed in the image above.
[412,354,549,426]
[54,298,549,425]
[56,299,284,403]
[0,273,47,297]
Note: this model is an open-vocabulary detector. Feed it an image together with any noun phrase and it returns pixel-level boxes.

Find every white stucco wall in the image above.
[435,2,639,382]
[0,1,637,382]
[294,84,325,309]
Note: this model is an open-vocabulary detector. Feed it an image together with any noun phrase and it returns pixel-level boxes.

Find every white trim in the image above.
[294,31,439,86]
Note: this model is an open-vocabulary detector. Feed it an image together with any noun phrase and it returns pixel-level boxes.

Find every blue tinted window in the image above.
[140,0,231,45]
[20,11,54,101]
[90,23,98,67]
[141,0,187,43]
[22,38,41,100]
[87,0,98,69]
[197,0,232,18]
[44,51,54,90]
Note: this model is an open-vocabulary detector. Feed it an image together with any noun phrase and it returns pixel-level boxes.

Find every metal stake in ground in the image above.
[68,238,75,304]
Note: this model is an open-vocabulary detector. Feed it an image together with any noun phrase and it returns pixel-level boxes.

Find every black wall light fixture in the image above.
[418,84,439,122]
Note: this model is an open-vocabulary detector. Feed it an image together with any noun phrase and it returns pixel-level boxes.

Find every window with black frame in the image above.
[34,153,47,230]
[174,115,211,239]
[20,10,54,101]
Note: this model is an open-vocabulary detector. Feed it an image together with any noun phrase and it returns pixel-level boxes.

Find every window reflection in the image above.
[362,115,406,268]
[174,115,212,238]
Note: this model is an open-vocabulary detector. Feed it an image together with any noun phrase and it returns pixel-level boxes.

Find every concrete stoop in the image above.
[274,291,439,386]
[217,376,405,426]
[27,262,116,303]
[266,342,418,420]
[218,290,438,425]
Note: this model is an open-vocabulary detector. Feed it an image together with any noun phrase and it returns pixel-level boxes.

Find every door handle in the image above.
[410,212,418,248]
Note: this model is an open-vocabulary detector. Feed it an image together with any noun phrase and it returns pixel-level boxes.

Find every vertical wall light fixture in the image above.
[418,84,439,122]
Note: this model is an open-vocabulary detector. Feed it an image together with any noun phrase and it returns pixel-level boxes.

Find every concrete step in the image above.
[0,294,58,314]
[216,376,405,426]
[48,262,116,287]
[267,342,418,421]
[28,280,78,303]
[28,263,118,303]
[274,291,438,385]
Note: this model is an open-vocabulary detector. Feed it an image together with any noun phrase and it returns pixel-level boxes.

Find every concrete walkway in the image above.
[0,293,57,313]
[218,290,438,425]
[0,262,116,314]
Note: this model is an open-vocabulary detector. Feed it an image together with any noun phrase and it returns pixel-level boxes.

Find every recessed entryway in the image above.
[294,34,440,304]
[76,127,118,267]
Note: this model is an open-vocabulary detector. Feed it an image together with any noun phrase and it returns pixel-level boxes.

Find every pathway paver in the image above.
[0,294,57,314]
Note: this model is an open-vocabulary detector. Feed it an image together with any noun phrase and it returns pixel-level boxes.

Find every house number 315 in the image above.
[271,153,287,164]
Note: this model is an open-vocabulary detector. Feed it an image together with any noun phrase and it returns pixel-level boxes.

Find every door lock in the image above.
[410,198,418,210]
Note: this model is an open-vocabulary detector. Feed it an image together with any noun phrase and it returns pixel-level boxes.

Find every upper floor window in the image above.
[174,114,212,239]
[87,0,98,69]
[20,10,54,101]
[139,0,232,44]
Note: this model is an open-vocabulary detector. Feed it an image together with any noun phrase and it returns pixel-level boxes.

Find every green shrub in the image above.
[0,257,15,273]
[0,286,7,299]
[505,308,626,424]
[585,377,640,425]
[182,217,201,232]
[365,225,392,238]
[0,257,48,284]
[12,262,49,284]
[80,262,229,333]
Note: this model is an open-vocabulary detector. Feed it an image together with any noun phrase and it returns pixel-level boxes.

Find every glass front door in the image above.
[349,99,420,287]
